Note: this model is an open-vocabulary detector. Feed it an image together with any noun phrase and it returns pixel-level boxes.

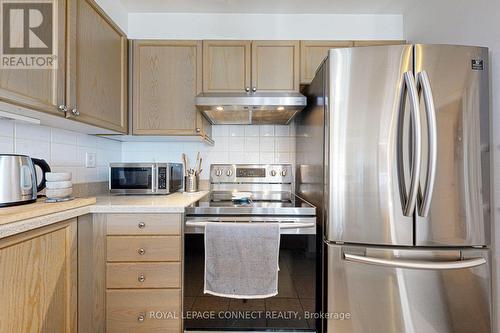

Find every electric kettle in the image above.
[0,154,51,207]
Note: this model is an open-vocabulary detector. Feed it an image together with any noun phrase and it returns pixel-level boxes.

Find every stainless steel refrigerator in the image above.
[295,44,491,333]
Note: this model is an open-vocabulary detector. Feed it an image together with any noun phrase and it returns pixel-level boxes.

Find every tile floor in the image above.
[184,235,317,330]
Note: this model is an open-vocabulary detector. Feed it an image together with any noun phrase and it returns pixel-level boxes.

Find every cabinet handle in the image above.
[138,222,146,229]
[138,248,146,255]
[252,87,257,93]
[245,87,250,92]
[58,105,68,113]
[138,274,146,282]
[138,314,145,322]
[195,128,201,133]
[71,108,79,116]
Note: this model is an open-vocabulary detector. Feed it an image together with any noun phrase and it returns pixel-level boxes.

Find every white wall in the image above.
[128,13,403,40]
[404,1,499,330]
[94,0,128,33]
[0,119,122,183]
[122,124,296,179]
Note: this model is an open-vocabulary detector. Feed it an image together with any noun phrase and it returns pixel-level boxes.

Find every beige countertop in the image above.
[0,191,209,239]
[0,197,97,225]
[92,191,209,213]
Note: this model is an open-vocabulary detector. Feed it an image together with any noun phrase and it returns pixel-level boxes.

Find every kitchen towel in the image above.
[204,222,280,299]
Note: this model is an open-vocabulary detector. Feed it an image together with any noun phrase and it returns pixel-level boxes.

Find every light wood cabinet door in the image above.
[0,219,77,333]
[107,289,182,333]
[251,40,300,92]
[0,0,66,116]
[133,40,209,136]
[203,40,251,92]
[300,40,353,84]
[67,0,128,133]
[353,40,406,46]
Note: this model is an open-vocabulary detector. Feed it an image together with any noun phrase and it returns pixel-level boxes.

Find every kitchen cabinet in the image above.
[203,40,252,92]
[104,213,184,333]
[66,0,128,133]
[251,40,300,92]
[132,40,212,140]
[202,40,300,93]
[353,40,406,46]
[0,0,127,134]
[0,0,66,116]
[300,40,354,84]
[0,219,77,333]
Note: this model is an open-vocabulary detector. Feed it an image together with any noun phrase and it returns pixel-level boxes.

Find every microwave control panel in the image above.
[158,167,167,189]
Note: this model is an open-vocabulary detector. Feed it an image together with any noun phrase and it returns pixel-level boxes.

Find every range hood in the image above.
[195,92,307,125]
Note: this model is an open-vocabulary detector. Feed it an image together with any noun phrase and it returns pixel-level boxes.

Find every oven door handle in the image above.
[185,221,316,230]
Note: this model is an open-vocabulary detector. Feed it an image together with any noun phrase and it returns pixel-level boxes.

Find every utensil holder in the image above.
[185,175,198,192]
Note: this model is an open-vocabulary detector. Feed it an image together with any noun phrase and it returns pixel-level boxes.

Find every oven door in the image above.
[109,164,155,194]
[184,215,318,332]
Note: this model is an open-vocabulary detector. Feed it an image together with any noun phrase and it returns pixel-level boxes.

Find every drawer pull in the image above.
[138,274,146,282]
[138,314,145,322]
[138,248,146,255]
[138,222,146,229]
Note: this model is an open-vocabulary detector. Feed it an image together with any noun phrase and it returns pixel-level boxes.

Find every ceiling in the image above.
[119,0,409,14]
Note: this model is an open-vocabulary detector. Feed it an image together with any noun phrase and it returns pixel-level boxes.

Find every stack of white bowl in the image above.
[45,172,73,201]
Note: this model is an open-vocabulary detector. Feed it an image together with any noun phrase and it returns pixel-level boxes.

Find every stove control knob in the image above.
[270,170,277,177]
[215,169,222,176]
[226,169,233,176]
[281,169,287,177]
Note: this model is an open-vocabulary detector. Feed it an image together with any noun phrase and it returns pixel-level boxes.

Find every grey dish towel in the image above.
[204,222,280,299]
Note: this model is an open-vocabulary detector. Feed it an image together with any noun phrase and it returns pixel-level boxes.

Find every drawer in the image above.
[107,236,181,262]
[107,214,181,235]
[107,289,181,333]
[107,262,181,288]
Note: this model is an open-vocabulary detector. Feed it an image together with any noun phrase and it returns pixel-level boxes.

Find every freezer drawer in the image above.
[326,243,491,333]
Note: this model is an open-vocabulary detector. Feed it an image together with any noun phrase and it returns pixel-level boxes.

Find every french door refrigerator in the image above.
[295,44,491,333]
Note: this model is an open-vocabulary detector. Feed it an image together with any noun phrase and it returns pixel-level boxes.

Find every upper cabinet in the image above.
[0,0,67,116]
[203,40,251,93]
[0,0,127,134]
[202,40,300,93]
[251,41,300,92]
[132,40,211,139]
[66,0,128,133]
[300,41,353,84]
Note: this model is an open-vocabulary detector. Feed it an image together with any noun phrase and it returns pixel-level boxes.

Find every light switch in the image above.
[85,152,96,168]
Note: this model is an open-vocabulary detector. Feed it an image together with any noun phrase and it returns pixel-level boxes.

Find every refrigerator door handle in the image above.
[401,71,422,216]
[344,253,486,270]
[416,71,438,217]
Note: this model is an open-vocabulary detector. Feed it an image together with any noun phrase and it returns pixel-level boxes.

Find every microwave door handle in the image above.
[152,165,157,193]
[403,71,422,216]
[344,253,486,270]
[416,71,437,217]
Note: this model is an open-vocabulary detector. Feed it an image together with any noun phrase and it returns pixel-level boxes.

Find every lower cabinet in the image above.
[0,219,77,333]
[80,213,184,333]
[107,289,182,332]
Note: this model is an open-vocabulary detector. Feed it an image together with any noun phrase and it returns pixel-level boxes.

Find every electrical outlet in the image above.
[85,152,96,168]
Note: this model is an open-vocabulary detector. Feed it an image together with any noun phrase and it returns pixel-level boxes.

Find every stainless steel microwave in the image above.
[109,163,183,195]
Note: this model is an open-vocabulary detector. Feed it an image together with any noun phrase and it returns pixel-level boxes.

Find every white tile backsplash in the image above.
[0,119,122,184]
[0,120,296,183]
[0,136,14,153]
[16,122,51,141]
[121,124,297,180]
